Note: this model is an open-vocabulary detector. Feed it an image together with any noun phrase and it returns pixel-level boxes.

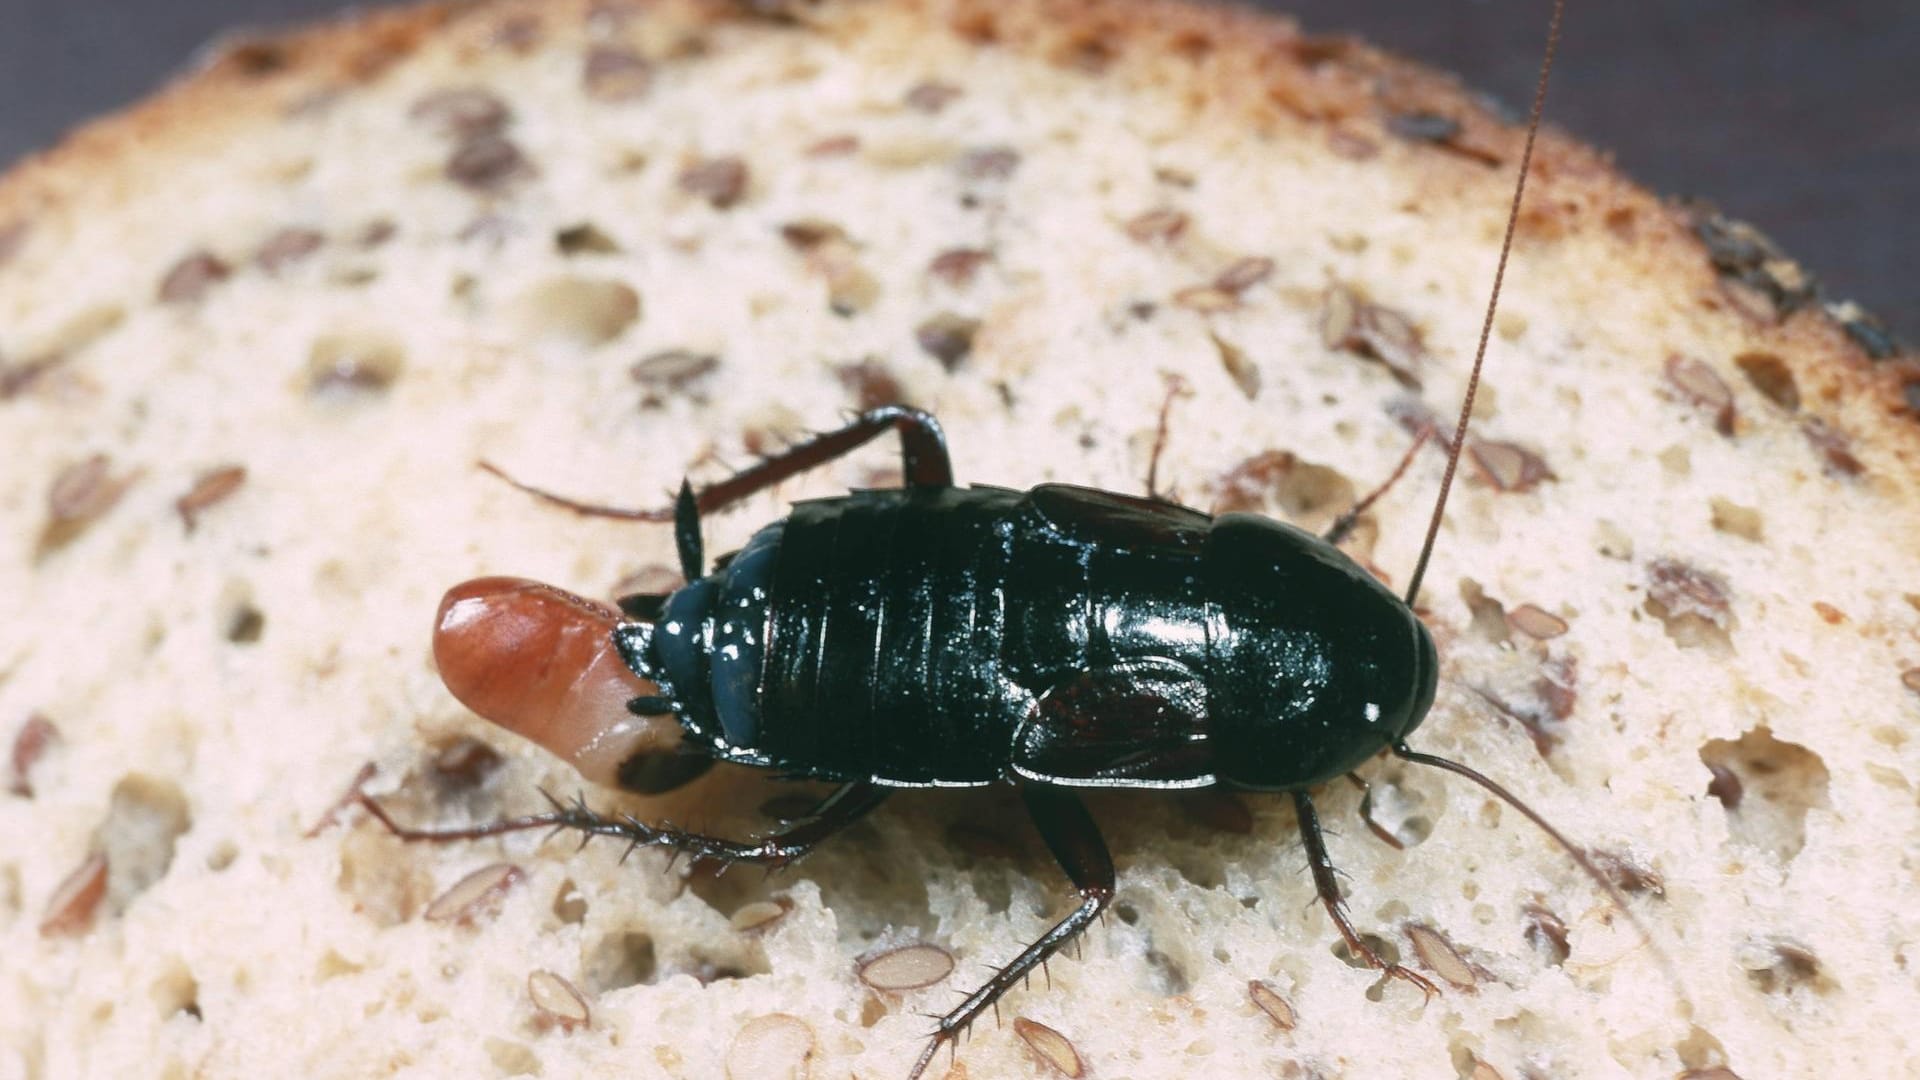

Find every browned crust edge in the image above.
[0,0,1913,464]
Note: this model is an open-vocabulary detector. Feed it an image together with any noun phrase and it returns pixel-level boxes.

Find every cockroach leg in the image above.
[1292,789,1438,998]
[1145,372,1192,501]
[672,479,704,579]
[909,783,1114,1080]
[1346,771,1407,851]
[1324,429,1431,546]
[305,761,379,837]
[476,460,676,521]
[479,405,956,524]
[359,779,887,870]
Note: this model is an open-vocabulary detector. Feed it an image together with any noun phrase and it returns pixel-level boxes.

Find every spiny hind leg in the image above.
[359,778,886,871]
[1292,789,1438,997]
[685,404,955,499]
[909,783,1113,1080]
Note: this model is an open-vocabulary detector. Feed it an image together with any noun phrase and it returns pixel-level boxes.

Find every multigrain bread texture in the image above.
[3,0,1918,1076]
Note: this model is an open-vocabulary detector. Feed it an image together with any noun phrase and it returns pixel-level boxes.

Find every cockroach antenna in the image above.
[1403,0,1565,610]
[1389,0,1691,1003]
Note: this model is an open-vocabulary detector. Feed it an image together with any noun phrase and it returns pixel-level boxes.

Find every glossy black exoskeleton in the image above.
[632,453,1436,794]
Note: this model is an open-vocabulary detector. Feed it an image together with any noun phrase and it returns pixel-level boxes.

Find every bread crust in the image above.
[2,0,1910,457]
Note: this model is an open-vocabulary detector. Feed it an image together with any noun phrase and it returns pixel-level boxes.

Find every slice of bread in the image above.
[2,1,1915,1077]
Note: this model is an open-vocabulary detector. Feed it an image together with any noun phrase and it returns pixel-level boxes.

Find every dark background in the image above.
[1,0,1912,341]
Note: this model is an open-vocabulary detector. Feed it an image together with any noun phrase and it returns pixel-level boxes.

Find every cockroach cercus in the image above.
[359,1,1649,1074]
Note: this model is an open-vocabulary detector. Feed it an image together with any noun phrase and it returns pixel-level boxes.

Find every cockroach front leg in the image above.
[360,779,887,871]
[909,783,1114,1080]
[483,405,954,598]
[1292,790,1439,997]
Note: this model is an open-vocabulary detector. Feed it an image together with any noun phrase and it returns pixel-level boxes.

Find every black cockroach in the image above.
[363,2,1643,1074]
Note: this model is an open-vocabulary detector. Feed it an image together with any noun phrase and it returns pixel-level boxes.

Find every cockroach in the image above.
[362,1,1647,1074]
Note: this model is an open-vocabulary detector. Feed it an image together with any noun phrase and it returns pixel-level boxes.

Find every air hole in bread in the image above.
[1708,498,1764,542]
[555,223,621,256]
[1674,1024,1732,1072]
[1144,946,1191,996]
[726,1014,816,1078]
[315,949,363,981]
[509,277,641,347]
[1593,519,1634,560]
[1698,727,1830,862]
[150,964,200,1020]
[1167,845,1227,891]
[1360,770,1435,849]
[1447,1038,1490,1079]
[1332,932,1399,970]
[551,878,588,924]
[583,929,657,991]
[485,1040,540,1075]
[1459,579,1509,644]
[100,775,192,915]
[337,826,428,928]
[306,332,405,396]
[816,849,936,941]
[687,950,764,985]
[427,736,503,792]
[225,604,265,645]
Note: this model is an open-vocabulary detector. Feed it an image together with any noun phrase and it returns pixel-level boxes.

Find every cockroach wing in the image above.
[1011,659,1212,787]
[1026,484,1211,550]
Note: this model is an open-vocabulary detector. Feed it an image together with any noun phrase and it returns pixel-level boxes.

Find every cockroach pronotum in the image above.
[359,1,1660,1074]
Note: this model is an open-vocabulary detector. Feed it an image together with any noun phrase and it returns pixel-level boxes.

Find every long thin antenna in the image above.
[1393,740,1694,1011]
[1404,0,1565,607]
[1393,742,1637,919]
